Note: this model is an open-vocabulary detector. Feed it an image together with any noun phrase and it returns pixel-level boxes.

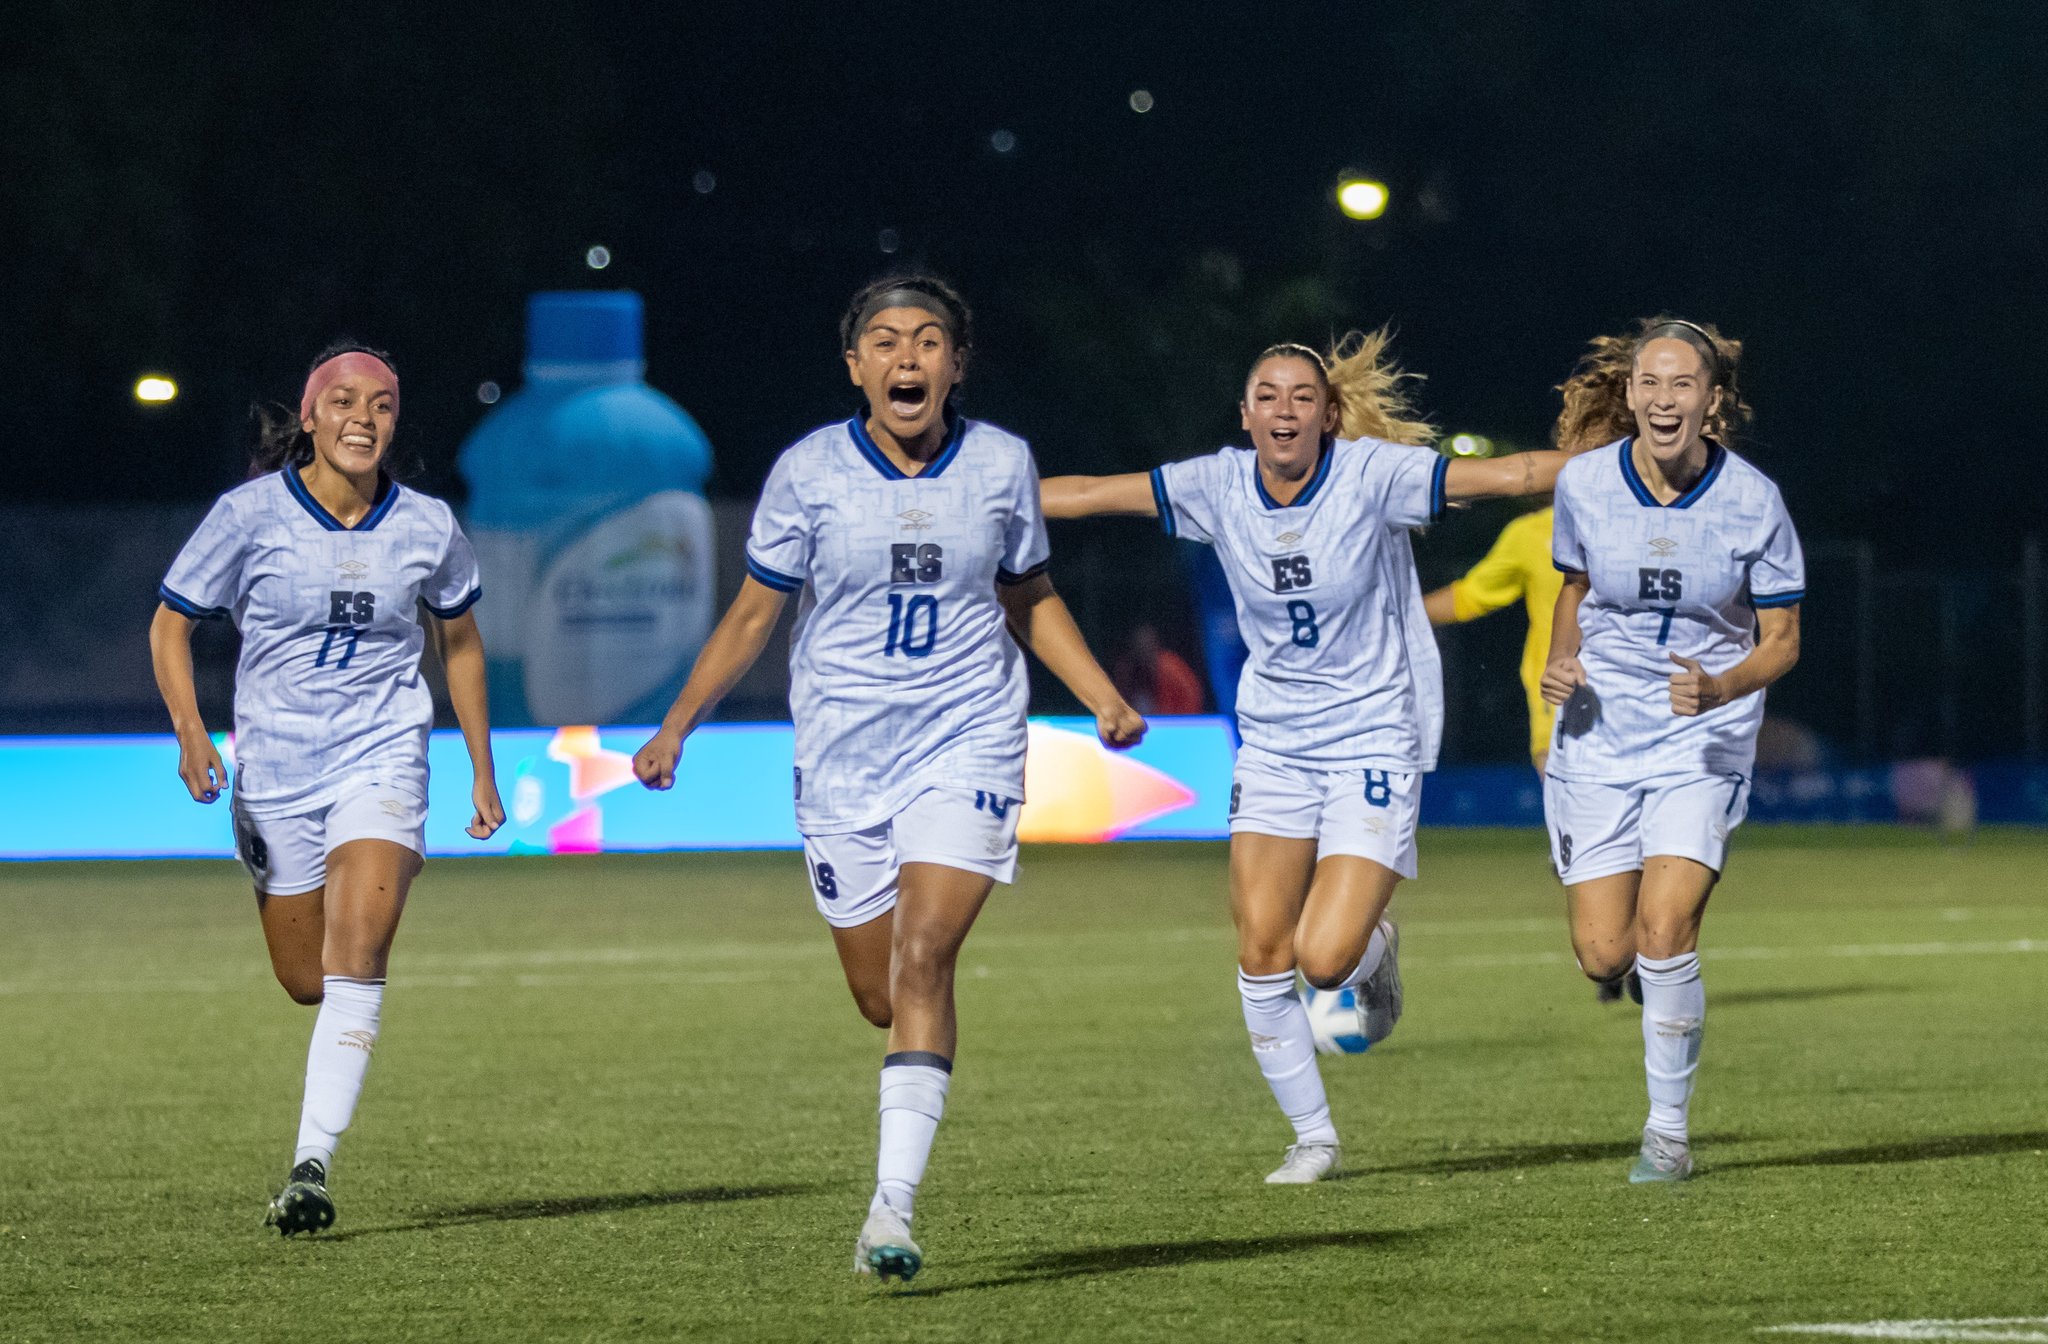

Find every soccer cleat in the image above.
[1627,1129,1694,1184]
[264,1159,336,1236]
[1358,920,1403,1043]
[1264,1142,1342,1185]
[1594,968,1643,1005]
[854,1204,923,1282]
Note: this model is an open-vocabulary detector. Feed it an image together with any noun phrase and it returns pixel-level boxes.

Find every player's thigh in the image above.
[892,862,995,984]
[236,803,329,1001]
[1565,872,1643,979]
[1295,856,1403,988]
[889,788,1013,972]
[320,786,427,976]
[1227,756,1322,972]
[828,911,896,1028]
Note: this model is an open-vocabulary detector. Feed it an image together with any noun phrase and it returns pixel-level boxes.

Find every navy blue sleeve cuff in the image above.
[745,553,805,593]
[1149,467,1177,538]
[1551,560,1586,575]
[159,584,230,619]
[1428,454,1451,522]
[997,560,1050,586]
[424,586,483,619]
[1750,589,1805,609]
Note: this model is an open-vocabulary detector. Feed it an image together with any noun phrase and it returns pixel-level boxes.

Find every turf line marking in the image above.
[1760,1318,2048,1341]
[1443,938,2045,971]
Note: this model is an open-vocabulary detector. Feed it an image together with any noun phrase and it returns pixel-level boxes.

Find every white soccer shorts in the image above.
[1227,752,1421,878]
[231,779,428,895]
[1543,771,1750,885]
[800,786,1022,929]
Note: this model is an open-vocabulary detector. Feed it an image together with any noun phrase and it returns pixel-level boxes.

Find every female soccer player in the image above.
[632,276,1143,1283]
[1539,318,1803,1183]
[150,344,504,1235]
[1043,332,1581,1184]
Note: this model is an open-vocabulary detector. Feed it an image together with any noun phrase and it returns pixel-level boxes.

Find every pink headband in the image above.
[300,352,400,422]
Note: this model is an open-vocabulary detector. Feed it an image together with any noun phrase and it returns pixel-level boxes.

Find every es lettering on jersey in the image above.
[1152,438,1450,772]
[1549,438,1805,782]
[744,415,1049,835]
[160,469,481,817]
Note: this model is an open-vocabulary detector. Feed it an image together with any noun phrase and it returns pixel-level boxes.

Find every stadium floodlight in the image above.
[1337,178,1389,220]
[585,245,612,270]
[134,375,178,404]
[1448,432,1494,457]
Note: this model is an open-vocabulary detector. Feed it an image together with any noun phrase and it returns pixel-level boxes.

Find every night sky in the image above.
[7,1,2043,565]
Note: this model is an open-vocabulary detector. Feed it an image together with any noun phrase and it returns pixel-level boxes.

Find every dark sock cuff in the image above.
[883,1050,952,1073]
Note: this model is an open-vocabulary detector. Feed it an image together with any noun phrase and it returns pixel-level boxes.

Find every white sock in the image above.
[1636,952,1705,1141]
[293,976,384,1169]
[1237,969,1338,1146]
[1336,923,1390,991]
[872,1052,950,1223]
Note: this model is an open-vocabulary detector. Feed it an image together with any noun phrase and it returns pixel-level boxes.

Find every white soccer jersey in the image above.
[160,468,481,818]
[1152,438,1450,771]
[744,415,1050,835]
[1549,438,1805,783]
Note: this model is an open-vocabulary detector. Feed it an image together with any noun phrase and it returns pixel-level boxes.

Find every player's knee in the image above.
[277,970,324,1005]
[1574,949,1632,983]
[1295,947,1352,991]
[1635,926,1693,961]
[890,936,955,999]
[852,987,893,1029]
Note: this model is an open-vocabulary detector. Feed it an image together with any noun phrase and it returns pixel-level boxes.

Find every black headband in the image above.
[852,287,961,343]
[1640,320,1724,381]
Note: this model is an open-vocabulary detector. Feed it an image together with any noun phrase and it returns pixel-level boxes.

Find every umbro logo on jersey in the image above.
[338,1030,376,1054]
[1649,537,1679,556]
[338,559,370,578]
[1276,531,1303,545]
[897,509,934,531]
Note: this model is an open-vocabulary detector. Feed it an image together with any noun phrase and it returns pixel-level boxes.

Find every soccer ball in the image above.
[1303,985,1371,1056]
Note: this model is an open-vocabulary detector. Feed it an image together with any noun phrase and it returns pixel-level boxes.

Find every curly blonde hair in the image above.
[1552,317,1752,452]
[1249,328,1434,447]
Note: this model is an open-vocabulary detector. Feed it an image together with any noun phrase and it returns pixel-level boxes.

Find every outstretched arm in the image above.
[1041,472,1159,520]
[996,572,1145,747]
[1669,604,1800,716]
[149,604,229,803]
[429,610,504,839]
[1443,449,1576,503]
[633,578,791,789]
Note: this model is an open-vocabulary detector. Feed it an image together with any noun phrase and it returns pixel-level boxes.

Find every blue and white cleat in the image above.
[1627,1129,1694,1184]
[854,1205,923,1282]
[1358,920,1403,1043]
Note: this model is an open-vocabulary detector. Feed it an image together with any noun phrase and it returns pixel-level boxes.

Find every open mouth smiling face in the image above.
[1241,354,1336,472]
[1627,337,1718,459]
[305,380,395,476]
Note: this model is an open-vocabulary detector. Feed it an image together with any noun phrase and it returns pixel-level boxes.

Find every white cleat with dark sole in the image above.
[1358,920,1403,1043]
[854,1205,923,1282]
[1264,1142,1342,1185]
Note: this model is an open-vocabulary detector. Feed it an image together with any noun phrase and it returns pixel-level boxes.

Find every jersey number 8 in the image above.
[1286,600,1320,648]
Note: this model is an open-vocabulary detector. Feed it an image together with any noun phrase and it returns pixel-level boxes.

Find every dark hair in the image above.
[838,274,975,357]
[249,340,400,478]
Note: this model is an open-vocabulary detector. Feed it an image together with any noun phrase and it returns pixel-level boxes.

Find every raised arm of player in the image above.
[1669,604,1801,717]
[1040,472,1159,520]
[148,604,229,804]
[633,578,791,789]
[428,609,504,839]
[995,571,1146,748]
[1540,570,1591,706]
[1443,449,1578,503]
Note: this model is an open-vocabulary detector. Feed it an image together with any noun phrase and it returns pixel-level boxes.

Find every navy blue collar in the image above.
[1619,438,1725,509]
[284,465,398,531]
[848,410,968,481]
[1254,439,1335,510]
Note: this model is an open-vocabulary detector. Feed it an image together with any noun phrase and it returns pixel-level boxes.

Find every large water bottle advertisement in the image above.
[459,292,717,726]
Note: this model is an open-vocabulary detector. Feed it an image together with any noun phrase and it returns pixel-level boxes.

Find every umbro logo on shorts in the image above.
[378,799,413,819]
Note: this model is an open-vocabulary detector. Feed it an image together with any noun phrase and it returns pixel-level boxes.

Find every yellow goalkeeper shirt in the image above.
[1449,507,1561,760]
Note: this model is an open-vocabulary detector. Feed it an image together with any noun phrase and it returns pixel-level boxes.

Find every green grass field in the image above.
[4,829,2046,1342]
